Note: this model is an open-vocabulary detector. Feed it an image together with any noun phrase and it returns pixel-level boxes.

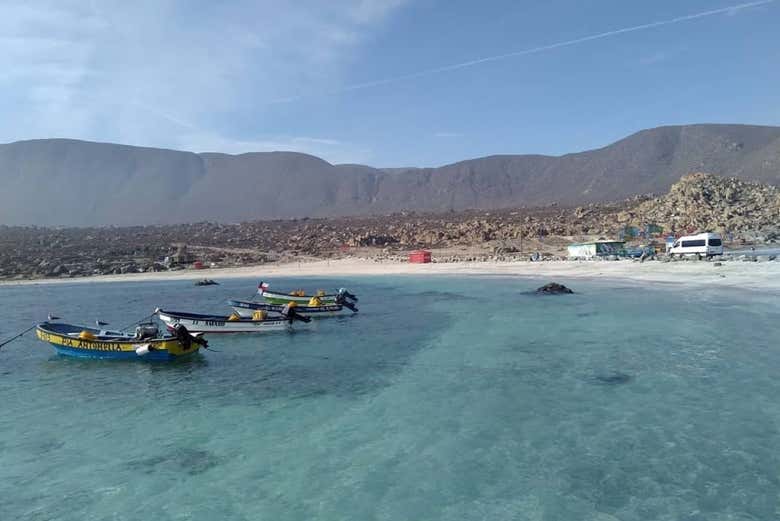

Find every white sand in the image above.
[3,258,779,292]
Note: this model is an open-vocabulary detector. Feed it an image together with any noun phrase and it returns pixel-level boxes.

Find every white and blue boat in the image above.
[228,299,357,318]
[156,308,310,334]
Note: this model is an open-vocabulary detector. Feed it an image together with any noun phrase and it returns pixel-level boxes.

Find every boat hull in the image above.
[228,299,347,318]
[36,324,198,361]
[48,343,181,361]
[157,310,293,334]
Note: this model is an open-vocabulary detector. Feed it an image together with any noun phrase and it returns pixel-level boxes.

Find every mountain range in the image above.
[1,123,778,226]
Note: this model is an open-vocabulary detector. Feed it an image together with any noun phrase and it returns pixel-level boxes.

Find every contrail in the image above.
[272,0,773,103]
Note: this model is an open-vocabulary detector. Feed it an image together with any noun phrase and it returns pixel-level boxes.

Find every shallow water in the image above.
[1,276,779,520]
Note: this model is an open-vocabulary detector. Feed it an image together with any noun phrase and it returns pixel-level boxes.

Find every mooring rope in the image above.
[0,324,38,350]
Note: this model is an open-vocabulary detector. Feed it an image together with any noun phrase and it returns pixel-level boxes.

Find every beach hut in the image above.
[408,250,432,263]
[567,240,625,259]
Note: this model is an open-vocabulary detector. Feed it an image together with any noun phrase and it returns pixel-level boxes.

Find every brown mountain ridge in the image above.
[1,123,779,226]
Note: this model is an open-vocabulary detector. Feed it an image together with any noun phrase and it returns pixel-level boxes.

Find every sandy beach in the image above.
[3,258,779,292]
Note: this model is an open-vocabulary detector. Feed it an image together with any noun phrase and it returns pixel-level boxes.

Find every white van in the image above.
[667,232,723,258]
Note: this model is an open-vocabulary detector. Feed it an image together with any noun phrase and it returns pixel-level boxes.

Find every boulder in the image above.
[49,264,66,276]
[536,282,574,294]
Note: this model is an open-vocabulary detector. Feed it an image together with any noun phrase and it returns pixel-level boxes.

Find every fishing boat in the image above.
[156,308,310,334]
[35,321,205,361]
[256,281,358,306]
[228,299,357,318]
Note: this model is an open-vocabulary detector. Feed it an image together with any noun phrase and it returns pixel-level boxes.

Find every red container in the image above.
[193,260,205,269]
[408,250,432,263]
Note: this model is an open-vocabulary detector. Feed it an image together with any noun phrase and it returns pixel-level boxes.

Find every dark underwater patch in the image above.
[35,439,66,453]
[126,447,222,476]
[592,372,633,385]
[413,290,471,301]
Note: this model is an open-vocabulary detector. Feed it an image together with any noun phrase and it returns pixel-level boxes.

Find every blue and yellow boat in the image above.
[36,321,206,361]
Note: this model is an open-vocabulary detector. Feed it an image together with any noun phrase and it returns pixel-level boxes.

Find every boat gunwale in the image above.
[157,309,290,324]
[228,299,343,313]
[36,322,175,345]
[261,290,338,300]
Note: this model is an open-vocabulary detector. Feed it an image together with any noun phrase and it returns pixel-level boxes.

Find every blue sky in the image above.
[1,0,778,166]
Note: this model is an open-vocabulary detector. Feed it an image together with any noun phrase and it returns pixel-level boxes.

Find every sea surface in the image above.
[1,276,779,521]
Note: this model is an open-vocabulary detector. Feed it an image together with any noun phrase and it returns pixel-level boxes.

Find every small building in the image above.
[408,250,432,263]
[167,244,195,266]
[567,241,625,259]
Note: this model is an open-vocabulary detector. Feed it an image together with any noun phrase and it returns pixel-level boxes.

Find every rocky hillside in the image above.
[1,173,778,280]
[1,124,779,226]
[618,173,780,239]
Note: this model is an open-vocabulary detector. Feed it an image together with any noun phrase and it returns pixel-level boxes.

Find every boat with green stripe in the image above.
[256,281,358,306]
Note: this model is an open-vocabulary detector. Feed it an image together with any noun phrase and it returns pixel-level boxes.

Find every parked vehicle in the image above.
[667,232,723,258]
[621,245,656,258]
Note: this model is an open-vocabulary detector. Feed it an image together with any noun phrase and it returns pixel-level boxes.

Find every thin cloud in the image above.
[350,0,410,23]
[130,100,200,132]
[292,137,342,146]
[640,51,668,65]
[272,0,774,103]
[0,0,406,163]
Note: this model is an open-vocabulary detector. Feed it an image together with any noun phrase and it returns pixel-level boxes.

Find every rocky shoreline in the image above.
[0,173,776,281]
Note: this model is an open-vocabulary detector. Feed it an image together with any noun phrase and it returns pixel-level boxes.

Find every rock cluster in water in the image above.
[536,282,574,294]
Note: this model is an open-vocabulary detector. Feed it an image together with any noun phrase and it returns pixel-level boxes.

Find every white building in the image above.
[567,240,625,259]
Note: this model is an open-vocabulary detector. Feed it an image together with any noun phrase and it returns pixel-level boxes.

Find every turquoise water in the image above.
[1,276,780,520]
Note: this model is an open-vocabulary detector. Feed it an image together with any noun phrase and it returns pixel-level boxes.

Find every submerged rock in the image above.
[536,282,574,294]
[594,372,632,385]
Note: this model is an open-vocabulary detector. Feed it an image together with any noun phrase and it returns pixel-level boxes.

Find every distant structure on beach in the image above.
[567,241,625,260]
[408,250,432,263]
[165,244,195,267]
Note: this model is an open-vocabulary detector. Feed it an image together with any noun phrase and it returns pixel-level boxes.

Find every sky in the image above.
[1,0,778,166]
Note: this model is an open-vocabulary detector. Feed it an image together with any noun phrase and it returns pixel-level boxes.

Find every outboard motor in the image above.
[173,323,208,350]
[335,292,358,312]
[281,303,311,324]
[338,288,358,302]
